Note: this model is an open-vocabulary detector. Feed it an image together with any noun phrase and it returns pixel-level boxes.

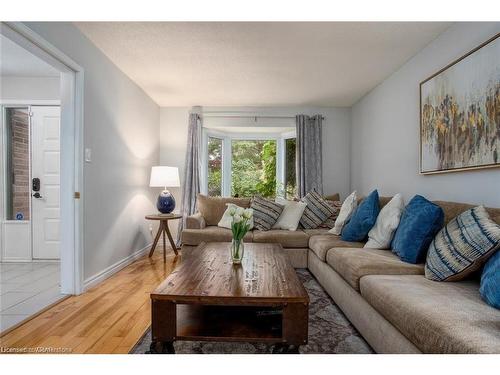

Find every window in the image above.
[203,128,296,199]
[207,137,223,196]
[4,108,31,221]
[284,138,297,199]
[231,140,276,197]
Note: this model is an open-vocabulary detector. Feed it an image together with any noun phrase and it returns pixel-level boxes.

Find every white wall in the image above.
[351,22,500,207]
[0,76,60,101]
[24,23,160,281]
[160,106,351,237]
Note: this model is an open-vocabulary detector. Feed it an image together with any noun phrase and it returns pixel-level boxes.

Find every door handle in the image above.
[32,192,43,199]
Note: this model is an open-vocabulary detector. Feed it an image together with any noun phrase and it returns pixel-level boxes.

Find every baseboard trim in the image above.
[83,243,152,291]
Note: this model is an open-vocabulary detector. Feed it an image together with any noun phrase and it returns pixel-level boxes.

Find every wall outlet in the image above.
[85,148,92,163]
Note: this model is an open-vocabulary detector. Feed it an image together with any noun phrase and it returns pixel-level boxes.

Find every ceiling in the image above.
[0,34,60,77]
[76,22,451,107]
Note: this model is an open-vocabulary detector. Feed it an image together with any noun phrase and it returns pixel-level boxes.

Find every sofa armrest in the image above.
[186,212,206,229]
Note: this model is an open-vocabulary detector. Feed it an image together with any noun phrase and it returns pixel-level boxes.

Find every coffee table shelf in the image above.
[176,305,283,342]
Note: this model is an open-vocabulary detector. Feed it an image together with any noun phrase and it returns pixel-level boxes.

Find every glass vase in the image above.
[231,238,245,264]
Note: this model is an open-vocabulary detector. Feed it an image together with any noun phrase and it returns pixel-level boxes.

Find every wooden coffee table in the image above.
[149,242,309,353]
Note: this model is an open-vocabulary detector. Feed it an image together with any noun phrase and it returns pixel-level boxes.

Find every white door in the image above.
[31,106,61,259]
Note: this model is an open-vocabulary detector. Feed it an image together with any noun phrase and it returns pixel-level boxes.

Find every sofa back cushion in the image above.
[197,194,251,226]
[357,195,393,208]
[324,193,340,202]
[432,200,500,226]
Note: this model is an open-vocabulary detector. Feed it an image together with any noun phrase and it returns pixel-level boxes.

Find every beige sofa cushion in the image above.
[324,193,340,201]
[253,229,309,248]
[326,247,424,291]
[181,226,253,246]
[433,200,500,225]
[308,234,364,261]
[197,194,251,225]
[302,228,331,236]
[360,275,500,353]
[185,212,206,229]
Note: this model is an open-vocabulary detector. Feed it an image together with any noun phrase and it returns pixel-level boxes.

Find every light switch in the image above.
[85,148,92,163]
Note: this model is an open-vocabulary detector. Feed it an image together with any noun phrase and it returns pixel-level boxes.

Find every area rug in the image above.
[131,269,373,354]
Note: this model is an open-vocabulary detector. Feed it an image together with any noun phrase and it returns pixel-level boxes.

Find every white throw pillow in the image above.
[272,197,307,231]
[329,191,357,235]
[218,204,254,230]
[364,194,404,249]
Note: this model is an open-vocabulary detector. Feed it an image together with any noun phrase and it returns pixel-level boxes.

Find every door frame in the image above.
[0,22,85,295]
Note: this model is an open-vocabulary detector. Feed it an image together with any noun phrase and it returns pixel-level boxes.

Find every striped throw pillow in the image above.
[299,191,335,229]
[425,206,500,281]
[320,200,342,229]
[251,196,284,231]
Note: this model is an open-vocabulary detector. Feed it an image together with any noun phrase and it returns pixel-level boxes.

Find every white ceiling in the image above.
[0,34,60,77]
[76,22,451,107]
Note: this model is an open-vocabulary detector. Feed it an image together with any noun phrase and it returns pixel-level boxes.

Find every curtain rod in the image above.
[201,114,325,120]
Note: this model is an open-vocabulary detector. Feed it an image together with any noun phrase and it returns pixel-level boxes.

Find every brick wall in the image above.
[10,109,30,220]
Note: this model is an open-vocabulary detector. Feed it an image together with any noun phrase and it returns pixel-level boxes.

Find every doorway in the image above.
[0,70,65,333]
[0,22,83,334]
[2,106,61,261]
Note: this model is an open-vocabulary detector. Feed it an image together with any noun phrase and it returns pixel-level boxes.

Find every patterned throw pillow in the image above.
[299,191,335,229]
[250,196,284,231]
[320,200,342,229]
[425,206,500,281]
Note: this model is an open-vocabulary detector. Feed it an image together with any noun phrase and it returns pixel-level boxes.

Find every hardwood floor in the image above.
[0,248,179,354]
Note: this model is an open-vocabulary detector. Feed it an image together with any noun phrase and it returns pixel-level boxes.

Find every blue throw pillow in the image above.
[341,190,380,242]
[480,250,500,309]
[391,195,444,264]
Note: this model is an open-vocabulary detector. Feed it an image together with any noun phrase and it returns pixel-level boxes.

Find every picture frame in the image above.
[419,33,500,175]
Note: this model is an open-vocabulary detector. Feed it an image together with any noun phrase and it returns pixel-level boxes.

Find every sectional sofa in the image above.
[181,194,500,354]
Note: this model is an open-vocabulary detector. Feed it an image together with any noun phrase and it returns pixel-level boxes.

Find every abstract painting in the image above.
[420,33,500,174]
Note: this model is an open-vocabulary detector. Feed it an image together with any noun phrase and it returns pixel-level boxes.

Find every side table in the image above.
[145,214,182,261]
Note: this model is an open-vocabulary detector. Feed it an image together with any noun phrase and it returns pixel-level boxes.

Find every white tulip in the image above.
[242,208,253,219]
[233,214,242,223]
[235,207,244,216]
[228,206,236,216]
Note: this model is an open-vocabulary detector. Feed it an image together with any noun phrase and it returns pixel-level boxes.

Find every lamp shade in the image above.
[149,166,180,188]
